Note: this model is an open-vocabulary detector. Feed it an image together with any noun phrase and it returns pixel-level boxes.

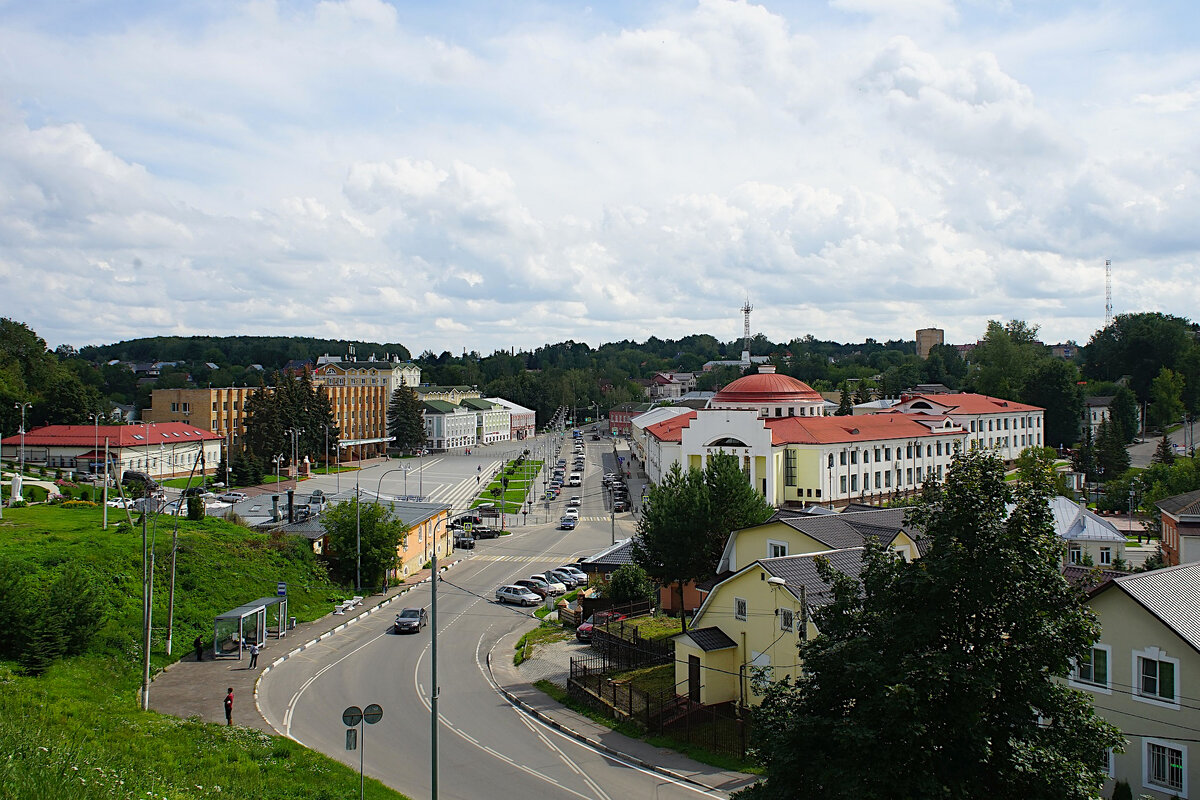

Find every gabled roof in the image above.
[1157,489,1200,519]
[719,507,913,573]
[1084,396,1115,408]
[759,547,867,607]
[681,627,738,652]
[459,397,501,411]
[1039,496,1125,542]
[630,406,694,432]
[1091,563,1200,654]
[897,393,1042,415]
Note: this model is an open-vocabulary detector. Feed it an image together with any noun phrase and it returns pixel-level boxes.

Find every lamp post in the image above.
[15,401,32,486]
[89,411,102,478]
[273,454,284,486]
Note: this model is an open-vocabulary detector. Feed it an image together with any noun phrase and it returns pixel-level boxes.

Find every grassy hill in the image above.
[0,504,407,800]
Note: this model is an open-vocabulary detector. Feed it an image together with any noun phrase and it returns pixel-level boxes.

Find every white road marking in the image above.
[282,627,392,738]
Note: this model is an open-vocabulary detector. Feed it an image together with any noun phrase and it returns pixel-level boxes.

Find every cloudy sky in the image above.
[2,0,1198,356]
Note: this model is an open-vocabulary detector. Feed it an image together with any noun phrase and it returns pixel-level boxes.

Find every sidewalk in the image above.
[488,628,759,797]
[148,562,455,731]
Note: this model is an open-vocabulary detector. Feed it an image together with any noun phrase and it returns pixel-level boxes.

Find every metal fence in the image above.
[567,654,749,760]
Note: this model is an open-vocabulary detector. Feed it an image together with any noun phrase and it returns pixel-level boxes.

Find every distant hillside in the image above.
[79,335,411,371]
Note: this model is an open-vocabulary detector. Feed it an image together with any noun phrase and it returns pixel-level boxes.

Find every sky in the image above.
[2,0,1199,356]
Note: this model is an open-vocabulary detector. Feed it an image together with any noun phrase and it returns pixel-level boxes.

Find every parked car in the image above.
[576,610,627,641]
[393,607,428,633]
[473,527,500,539]
[525,575,558,595]
[548,567,583,589]
[537,573,567,594]
[454,533,476,549]
[106,497,134,509]
[559,517,577,530]
[219,491,248,504]
[513,579,548,599]
[495,585,541,606]
[182,486,216,499]
[557,565,588,585]
[613,498,630,512]
[453,513,485,528]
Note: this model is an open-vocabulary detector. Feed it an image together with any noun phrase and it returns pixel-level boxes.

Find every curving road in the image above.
[258,437,723,800]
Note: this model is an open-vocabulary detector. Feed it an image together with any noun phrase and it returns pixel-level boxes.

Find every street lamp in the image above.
[88,411,102,478]
[273,454,284,485]
[15,401,32,486]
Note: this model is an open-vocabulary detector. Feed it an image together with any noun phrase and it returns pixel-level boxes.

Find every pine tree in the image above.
[387,385,427,453]
[1072,427,1099,481]
[1153,433,1176,465]
[835,382,853,416]
[1095,418,1131,480]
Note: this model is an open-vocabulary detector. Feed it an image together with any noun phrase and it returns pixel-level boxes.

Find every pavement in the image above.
[149,562,455,731]
[489,628,759,797]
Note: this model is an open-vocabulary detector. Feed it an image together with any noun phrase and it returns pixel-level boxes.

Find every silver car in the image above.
[495,585,541,606]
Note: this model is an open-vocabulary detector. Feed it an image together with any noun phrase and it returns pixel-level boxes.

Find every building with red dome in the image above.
[707,365,825,417]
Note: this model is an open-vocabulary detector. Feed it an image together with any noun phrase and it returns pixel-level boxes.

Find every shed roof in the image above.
[682,627,738,652]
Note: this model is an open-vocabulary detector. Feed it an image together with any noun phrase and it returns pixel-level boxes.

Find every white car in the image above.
[563,507,579,520]
[495,585,541,606]
[568,496,581,507]
[105,497,134,508]
[557,565,588,585]
[537,574,567,594]
[219,492,248,504]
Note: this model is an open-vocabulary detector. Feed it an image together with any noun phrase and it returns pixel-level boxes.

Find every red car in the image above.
[576,610,627,641]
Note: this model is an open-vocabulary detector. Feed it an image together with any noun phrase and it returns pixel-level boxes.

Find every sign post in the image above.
[342,704,383,800]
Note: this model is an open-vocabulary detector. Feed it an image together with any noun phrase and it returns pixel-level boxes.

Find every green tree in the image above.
[320,497,407,588]
[968,319,1043,400]
[853,380,874,405]
[1107,386,1140,443]
[1149,366,1186,431]
[1022,358,1082,448]
[387,385,427,453]
[607,564,655,605]
[1073,427,1099,482]
[835,382,853,416]
[1094,418,1131,480]
[1083,312,1196,402]
[1153,434,1177,465]
[743,450,1123,800]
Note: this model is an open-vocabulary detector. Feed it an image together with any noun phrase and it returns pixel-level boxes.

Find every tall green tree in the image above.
[1153,434,1176,465]
[835,382,853,416]
[968,319,1044,400]
[387,385,427,453]
[1149,366,1186,431]
[1083,312,1196,401]
[1094,418,1131,481]
[743,450,1122,800]
[1107,386,1140,443]
[1072,426,1099,482]
[320,497,408,588]
[1021,358,1082,448]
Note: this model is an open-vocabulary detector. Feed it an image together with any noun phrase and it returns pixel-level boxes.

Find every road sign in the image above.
[463,522,473,533]
[346,728,357,750]
[363,703,383,724]
[479,507,500,518]
[342,706,363,726]
[276,582,287,596]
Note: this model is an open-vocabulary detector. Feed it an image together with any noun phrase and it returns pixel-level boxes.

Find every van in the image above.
[568,472,582,486]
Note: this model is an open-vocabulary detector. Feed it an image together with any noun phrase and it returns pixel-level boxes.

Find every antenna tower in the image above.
[1105,259,1113,328]
[741,298,753,354]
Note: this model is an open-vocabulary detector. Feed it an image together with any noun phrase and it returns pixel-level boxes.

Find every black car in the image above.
[473,527,500,539]
[454,533,476,549]
[393,607,428,633]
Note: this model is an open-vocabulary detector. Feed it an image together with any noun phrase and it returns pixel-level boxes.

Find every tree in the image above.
[835,382,853,416]
[607,564,655,605]
[742,450,1123,800]
[388,385,427,453]
[968,319,1044,400]
[633,453,773,632]
[853,380,874,405]
[1022,358,1082,448]
[1153,434,1177,465]
[320,497,408,588]
[1107,386,1140,443]
[1149,367,1186,431]
[1072,426,1099,482]
[1094,418,1131,480]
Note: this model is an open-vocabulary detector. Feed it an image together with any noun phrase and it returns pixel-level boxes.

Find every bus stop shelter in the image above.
[212,596,288,660]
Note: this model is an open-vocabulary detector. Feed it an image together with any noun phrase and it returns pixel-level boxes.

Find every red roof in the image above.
[764,414,965,445]
[1,423,222,448]
[712,372,822,404]
[898,393,1042,415]
[644,411,697,443]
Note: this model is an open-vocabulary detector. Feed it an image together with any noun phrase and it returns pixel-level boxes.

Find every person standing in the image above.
[193,635,204,662]
[224,687,234,726]
[249,642,259,669]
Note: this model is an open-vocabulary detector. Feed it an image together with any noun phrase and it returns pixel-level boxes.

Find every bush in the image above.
[608,564,656,605]
[1110,779,1131,800]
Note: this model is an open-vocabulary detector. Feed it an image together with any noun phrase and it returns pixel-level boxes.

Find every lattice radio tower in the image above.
[1105,259,1113,328]
[741,298,753,354]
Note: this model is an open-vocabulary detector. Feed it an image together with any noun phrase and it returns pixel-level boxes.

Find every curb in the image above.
[484,648,731,797]
[253,559,463,728]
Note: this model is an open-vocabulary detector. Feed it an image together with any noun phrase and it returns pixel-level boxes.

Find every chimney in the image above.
[287,489,295,523]
[271,494,281,522]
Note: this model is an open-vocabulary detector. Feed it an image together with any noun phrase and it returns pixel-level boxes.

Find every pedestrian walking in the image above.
[224,687,234,726]
[193,635,204,662]
[249,642,259,669]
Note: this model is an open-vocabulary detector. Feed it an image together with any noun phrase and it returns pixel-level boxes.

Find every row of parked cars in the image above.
[495,564,588,606]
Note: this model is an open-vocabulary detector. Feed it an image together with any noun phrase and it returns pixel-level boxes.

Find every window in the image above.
[779,608,794,632]
[906,467,913,484]
[840,475,846,493]
[916,466,922,482]
[768,541,788,559]
[1100,547,1112,566]
[906,444,914,458]
[1144,738,1186,796]
[863,450,870,464]
[850,450,858,465]
[936,441,942,456]
[1069,544,1082,564]
[1071,645,1111,692]
[874,471,881,489]
[850,474,858,491]
[1135,648,1179,707]
[828,453,835,469]
[734,598,747,621]
[884,470,891,488]
[784,450,796,487]
[170,402,179,412]
[839,451,846,466]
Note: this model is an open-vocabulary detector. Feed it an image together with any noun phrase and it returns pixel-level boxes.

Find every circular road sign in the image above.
[363,704,384,725]
[342,706,363,727]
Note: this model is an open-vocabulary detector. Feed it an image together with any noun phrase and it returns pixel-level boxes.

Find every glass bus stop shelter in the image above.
[212,596,289,660]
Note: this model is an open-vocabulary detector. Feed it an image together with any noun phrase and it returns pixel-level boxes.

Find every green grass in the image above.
[0,505,408,800]
[624,614,686,641]
[530,679,761,775]
[513,621,572,666]
[610,663,676,695]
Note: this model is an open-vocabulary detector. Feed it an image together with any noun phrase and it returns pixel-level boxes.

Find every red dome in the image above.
[712,371,823,404]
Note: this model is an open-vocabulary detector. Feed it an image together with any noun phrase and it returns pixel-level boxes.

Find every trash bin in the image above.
[289,616,296,630]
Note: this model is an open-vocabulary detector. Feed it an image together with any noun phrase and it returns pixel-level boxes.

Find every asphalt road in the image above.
[257,438,709,800]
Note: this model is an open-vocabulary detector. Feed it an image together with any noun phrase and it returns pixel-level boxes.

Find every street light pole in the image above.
[15,401,32,488]
[355,473,361,592]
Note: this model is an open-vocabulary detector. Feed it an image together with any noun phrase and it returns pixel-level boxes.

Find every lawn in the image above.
[624,614,687,641]
[0,505,407,800]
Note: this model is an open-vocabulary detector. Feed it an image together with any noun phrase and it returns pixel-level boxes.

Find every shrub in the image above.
[1110,779,1131,800]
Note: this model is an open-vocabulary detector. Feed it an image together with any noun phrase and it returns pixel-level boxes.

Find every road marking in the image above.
[282,627,392,738]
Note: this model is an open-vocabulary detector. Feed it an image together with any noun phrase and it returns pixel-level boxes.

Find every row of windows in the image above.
[1068,544,1115,566]
[967,415,1040,433]
[760,405,821,418]
[1073,645,1180,708]
[838,465,942,493]
[834,441,956,467]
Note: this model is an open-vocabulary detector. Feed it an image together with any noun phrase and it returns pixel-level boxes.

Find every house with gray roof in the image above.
[1157,488,1200,567]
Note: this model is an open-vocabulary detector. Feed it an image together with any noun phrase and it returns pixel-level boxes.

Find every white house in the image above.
[891,393,1044,462]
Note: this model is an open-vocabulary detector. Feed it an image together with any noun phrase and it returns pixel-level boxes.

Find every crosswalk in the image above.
[471,554,568,565]
[421,459,505,510]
